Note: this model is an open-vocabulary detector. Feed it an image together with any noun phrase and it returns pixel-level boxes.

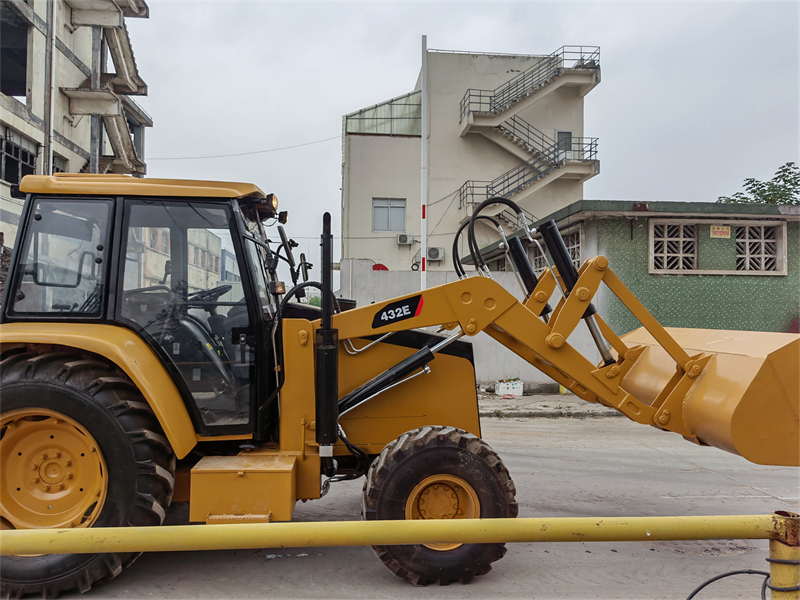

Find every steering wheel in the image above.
[187,284,232,304]
[124,285,174,297]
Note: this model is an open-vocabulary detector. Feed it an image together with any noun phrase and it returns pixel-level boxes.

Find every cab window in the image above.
[119,200,255,429]
[10,198,112,316]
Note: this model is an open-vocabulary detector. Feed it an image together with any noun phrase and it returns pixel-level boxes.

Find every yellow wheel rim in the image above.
[0,408,108,531]
[404,474,480,551]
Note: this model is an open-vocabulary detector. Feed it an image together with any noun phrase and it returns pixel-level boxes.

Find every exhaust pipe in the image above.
[316,213,338,477]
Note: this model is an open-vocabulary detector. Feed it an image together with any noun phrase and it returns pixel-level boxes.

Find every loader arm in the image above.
[328,256,799,467]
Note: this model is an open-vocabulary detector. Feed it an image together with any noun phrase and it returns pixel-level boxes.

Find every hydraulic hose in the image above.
[467,197,533,275]
[452,215,502,278]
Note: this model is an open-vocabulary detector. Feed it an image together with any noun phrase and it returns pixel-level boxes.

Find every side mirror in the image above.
[277,225,296,269]
[159,260,172,284]
[299,253,310,283]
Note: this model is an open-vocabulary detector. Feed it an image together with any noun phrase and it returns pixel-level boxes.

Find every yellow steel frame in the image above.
[0,323,196,459]
[329,258,799,465]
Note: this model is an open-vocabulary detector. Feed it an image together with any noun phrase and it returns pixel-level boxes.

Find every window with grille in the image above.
[52,155,67,174]
[528,228,581,275]
[736,226,778,272]
[652,224,697,271]
[1,127,37,185]
[565,230,581,268]
[649,220,786,275]
[530,243,548,273]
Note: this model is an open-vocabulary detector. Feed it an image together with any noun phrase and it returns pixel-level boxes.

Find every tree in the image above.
[308,295,322,307]
[717,162,799,205]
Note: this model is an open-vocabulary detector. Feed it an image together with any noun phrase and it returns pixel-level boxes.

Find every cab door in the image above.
[116,199,260,436]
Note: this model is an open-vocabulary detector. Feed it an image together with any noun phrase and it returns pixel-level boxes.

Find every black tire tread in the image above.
[0,350,175,599]
[361,425,517,586]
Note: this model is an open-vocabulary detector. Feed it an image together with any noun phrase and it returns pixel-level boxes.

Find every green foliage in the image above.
[307,295,322,307]
[717,162,799,205]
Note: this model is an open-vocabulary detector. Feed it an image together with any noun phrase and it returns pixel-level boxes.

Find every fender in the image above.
[0,322,196,458]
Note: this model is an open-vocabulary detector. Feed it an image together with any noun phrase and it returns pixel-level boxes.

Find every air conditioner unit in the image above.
[427,247,445,262]
[397,233,415,246]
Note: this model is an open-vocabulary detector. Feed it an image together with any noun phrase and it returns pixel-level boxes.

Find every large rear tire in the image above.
[0,350,175,599]
[361,425,517,586]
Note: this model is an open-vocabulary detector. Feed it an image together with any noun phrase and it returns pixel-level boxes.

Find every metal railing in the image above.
[495,206,538,230]
[497,115,555,156]
[458,180,493,210]
[487,151,559,200]
[458,136,598,210]
[459,45,600,122]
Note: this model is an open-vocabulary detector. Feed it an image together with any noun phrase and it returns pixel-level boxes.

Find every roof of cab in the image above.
[19,174,267,200]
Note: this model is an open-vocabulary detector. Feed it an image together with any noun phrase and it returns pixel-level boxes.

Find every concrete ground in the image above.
[64,411,798,600]
[478,390,624,419]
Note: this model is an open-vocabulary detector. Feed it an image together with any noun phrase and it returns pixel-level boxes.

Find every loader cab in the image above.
[3,177,285,439]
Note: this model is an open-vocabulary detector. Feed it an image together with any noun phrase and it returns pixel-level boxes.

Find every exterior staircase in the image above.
[458,118,599,219]
[459,46,600,133]
[457,46,601,224]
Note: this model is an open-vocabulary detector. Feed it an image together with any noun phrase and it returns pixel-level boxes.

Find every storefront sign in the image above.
[710,225,730,238]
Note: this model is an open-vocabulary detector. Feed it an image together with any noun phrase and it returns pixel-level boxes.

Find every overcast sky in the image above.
[126,1,799,266]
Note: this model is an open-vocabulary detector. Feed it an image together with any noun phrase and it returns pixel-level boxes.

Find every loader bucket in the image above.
[619,328,800,467]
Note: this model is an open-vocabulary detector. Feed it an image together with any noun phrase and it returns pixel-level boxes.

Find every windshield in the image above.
[236,202,277,316]
[239,203,269,244]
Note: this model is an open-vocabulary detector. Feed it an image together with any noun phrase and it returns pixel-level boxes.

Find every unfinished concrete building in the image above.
[1,0,151,251]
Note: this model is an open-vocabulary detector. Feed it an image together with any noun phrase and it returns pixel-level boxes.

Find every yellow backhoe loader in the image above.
[1,174,797,598]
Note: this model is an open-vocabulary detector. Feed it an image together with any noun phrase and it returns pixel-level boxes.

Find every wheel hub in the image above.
[405,474,481,551]
[1,409,107,530]
[418,483,459,519]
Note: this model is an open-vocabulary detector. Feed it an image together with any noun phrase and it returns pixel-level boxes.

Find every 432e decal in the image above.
[372,295,424,329]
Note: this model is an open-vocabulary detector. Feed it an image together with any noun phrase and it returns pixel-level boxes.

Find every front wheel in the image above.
[0,351,175,599]
[361,426,517,586]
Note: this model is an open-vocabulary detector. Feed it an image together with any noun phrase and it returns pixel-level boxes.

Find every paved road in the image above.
[64,418,798,600]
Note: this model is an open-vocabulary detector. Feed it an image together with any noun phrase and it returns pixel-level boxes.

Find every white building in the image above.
[341,45,600,272]
[1,0,151,250]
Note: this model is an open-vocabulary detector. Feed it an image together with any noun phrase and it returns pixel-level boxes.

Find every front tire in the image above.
[0,350,175,599]
[361,426,517,586]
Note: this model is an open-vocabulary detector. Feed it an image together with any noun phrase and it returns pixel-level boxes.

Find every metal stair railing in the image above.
[495,206,538,231]
[496,115,555,156]
[458,136,598,210]
[487,150,559,200]
[459,45,600,123]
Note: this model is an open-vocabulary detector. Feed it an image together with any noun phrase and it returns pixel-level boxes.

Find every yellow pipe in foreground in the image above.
[0,514,786,556]
[770,540,800,600]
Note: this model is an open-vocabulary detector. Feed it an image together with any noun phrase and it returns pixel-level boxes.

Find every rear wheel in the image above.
[362,426,517,586]
[0,350,175,599]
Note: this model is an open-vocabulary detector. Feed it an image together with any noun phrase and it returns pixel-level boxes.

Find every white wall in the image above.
[341,49,592,273]
[338,258,599,387]
[342,134,420,270]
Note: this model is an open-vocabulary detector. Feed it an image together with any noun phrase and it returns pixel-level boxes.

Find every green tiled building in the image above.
[474,201,800,335]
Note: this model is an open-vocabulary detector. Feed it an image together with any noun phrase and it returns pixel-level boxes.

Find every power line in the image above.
[148,135,341,161]
[428,189,458,207]
[428,191,459,237]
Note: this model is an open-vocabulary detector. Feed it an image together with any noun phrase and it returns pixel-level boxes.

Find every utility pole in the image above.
[420,35,429,290]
